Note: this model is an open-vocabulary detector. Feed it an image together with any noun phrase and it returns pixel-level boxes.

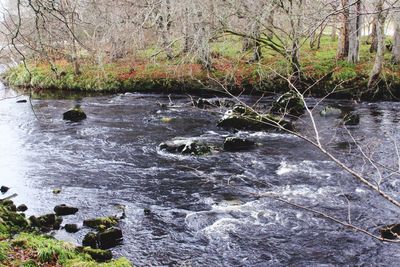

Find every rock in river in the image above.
[217,106,293,131]
[380,224,400,239]
[271,91,305,117]
[54,204,79,216]
[97,227,123,249]
[82,232,98,248]
[159,138,211,156]
[78,247,112,262]
[63,108,87,122]
[29,213,63,231]
[17,204,28,212]
[64,223,80,233]
[223,137,255,151]
[83,216,119,230]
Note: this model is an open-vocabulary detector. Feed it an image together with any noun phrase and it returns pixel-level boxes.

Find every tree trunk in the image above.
[392,22,400,64]
[158,0,173,60]
[369,17,378,53]
[183,7,193,53]
[331,24,337,41]
[347,0,361,63]
[368,0,387,88]
[337,0,349,59]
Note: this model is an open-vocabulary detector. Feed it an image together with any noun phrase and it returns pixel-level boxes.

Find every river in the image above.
[1,81,400,266]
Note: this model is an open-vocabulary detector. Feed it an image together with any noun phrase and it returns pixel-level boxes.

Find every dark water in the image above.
[2,82,400,266]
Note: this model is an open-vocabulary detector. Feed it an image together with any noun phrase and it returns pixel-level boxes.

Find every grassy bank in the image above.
[4,36,400,99]
[0,200,131,266]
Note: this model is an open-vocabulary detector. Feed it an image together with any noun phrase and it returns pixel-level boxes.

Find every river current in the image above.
[1,82,400,266]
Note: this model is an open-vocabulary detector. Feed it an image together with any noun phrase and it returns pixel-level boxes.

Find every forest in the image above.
[0,0,399,266]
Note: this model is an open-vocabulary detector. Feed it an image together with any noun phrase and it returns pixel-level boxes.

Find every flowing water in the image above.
[1,81,400,266]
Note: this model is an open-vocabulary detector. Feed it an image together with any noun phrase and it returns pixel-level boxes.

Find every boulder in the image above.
[29,214,62,231]
[63,108,87,122]
[54,204,79,216]
[342,112,360,125]
[380,224,400,240]
[97,227,123,249]
[320,106,342,117]
[159,138,211,156]
[0,186,9,194]
[64,223,79,233]
[271,92,305,117]
[16,100,27,103]
[78,247,112,262]
[193,98,235,109]
[82,232,98,248]
[223,137,255,152]
[217,108,293,132]
[83,216,119,230]
[16,204,28,212]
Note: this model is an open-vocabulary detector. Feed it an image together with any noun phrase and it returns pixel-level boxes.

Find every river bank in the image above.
[3,37,400,101]
[0,193,131,266]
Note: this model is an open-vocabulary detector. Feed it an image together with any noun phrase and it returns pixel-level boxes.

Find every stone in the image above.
[97,227,123,249]
[0,186,9,194]
[79,247,112,262]
[217,109,293,132]
[159,138,211,156]
[271,92,305,117]
[83,216,119,230]
[16,204,28,212]
[320,106,342,117]
[54,204,79,216]
[29,214,63,231]
[63,108,87,122]
[223,137,255,151]
[144,208,151,215]
[64,223,79,233]
[16,100,27,103]
[82,232,98,248]
[343,112,360,125]
[380,224,400,240]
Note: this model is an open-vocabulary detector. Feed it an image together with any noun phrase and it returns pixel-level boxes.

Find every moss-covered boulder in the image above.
[97,227,123,249]
[82,232,98,248]
[217,108,293,131]
[29,214,62,232]
[271,91,305,117]
[83,216,119,230]
[79,246,113,262]
[63,108,87,122]
[16,204,28,212]
[320,106,342,117]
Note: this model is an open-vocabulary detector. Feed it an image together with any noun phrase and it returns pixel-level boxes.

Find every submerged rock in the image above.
[54,204,79,216]
[159,138,211,156]
[16,99,27,103]
[63,108,87,122]
[217,107,293,132]
[64,223,79,233]
[97,227,123,249]
[271,92,305,117]
[380,224,400,239]
[83,216,119,230]
[82,232,98,248]
[223,137,255,151]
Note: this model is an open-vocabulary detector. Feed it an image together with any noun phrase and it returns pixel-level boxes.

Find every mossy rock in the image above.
[83,216,119,230]
[79,247,113,262]
[271,91,305,117]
